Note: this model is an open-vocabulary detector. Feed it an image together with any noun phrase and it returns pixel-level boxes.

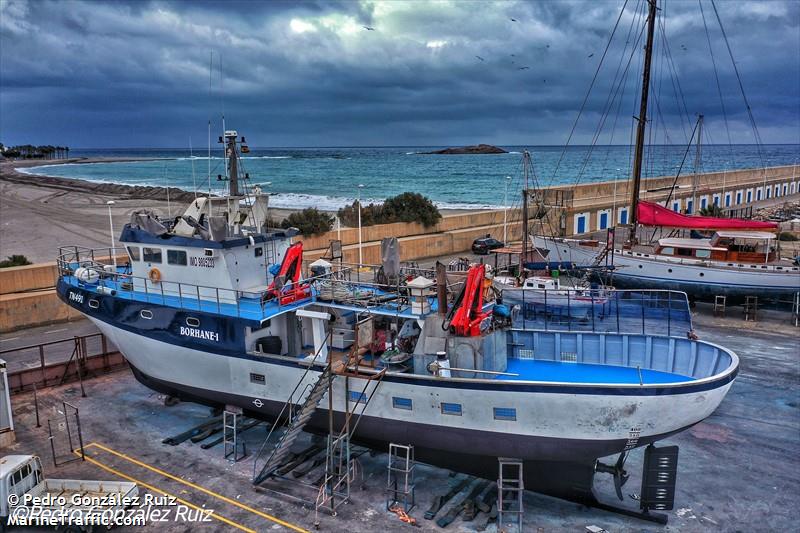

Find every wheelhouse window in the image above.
[167,249,187,266]
[659,247,674,256]
[143,247,162,263]
[675,248,693,257]
[695,249,711,259]
[127,246,141,261]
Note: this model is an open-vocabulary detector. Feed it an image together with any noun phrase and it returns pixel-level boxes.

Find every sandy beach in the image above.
[0,158,483,263]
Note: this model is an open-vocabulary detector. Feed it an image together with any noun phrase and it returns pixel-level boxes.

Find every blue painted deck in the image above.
[498,358,695,384]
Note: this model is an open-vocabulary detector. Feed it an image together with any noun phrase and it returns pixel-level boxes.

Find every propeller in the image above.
[595,451,630,501]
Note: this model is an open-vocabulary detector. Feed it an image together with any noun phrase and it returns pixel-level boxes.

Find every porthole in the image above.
[638,265,643,269]
[186,317,200,328]
[88,299,100,309]
[699,272,704,277]
[140,309,153,319]
[668,268,673,273]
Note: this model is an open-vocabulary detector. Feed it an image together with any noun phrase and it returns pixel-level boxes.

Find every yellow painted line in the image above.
[83,442,309,533]
[75,448,255,533]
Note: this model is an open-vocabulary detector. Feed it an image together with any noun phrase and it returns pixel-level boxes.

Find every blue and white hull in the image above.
[58,280,736,466]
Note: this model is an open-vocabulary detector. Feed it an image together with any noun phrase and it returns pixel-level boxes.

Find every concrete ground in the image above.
[2,304,798,532]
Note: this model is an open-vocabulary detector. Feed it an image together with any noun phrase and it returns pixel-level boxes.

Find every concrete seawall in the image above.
[2,165,797,332]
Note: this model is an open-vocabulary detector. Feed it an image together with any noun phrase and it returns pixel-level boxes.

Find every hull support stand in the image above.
[386,443,416,513]
[497,457,524,532]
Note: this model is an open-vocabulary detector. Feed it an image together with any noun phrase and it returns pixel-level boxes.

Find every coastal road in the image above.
[0,318,109,373]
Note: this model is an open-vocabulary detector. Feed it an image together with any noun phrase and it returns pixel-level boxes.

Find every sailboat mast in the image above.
[627,0,658,244]
[522,150,530,265]
[691,114,704,212]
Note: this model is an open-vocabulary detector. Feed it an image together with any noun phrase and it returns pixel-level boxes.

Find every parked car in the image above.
[471,237,504,255]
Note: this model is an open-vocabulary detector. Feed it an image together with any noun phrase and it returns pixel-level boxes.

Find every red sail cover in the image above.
[637,201,777,230]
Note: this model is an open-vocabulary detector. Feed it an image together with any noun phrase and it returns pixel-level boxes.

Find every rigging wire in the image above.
[709,0,765,166]
[570,10,648,191]
[548,0,631,185]
[698,0,735,171]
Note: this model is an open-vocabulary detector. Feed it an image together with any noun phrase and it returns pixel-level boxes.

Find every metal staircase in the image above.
[254,364,335,484]
[590,227,616,269]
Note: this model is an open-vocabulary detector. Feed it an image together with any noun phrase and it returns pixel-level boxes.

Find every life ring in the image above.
[148,268,162,284]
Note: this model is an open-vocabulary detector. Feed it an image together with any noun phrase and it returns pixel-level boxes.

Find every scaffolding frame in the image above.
[497,457,524,533]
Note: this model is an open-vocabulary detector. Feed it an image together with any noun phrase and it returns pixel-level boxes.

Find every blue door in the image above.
[686,200,693,214]
[577,216,586,234]
[599,212,608,230]
[620,210,628,224]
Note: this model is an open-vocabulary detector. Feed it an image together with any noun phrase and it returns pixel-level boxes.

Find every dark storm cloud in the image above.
[1,0,797,148]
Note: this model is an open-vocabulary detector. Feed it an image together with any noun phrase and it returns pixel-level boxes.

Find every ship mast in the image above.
[627,0,658,244]
[691,114,704,212]
[219,130,243,197]
[522,150,531,265]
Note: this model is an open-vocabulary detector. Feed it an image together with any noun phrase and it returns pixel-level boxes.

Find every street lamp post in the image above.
[106,200,116,268]
[503,176,511,244]
[262,181,272,228]
[357,184,365,265]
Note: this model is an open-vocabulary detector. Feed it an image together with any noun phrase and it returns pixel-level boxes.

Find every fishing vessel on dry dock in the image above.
[55,129,738,523]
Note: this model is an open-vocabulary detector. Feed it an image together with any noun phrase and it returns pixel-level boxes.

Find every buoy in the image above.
[148,268,162,284]
[75,267,100,284]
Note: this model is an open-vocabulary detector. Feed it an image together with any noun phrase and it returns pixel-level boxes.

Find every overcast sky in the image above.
[1,0,798,148]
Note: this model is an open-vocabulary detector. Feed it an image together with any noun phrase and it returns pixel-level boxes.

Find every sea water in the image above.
[19,145,800,210]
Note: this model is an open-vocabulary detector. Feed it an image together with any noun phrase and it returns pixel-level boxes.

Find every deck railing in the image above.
[56,247,443,320]
[500,287,693,337]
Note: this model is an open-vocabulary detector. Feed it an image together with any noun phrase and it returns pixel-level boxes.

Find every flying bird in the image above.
[475,55,485,61]
[510,18,517,22]
[363,26,375,31]
[518,66,530,70]
[588,53,594,58]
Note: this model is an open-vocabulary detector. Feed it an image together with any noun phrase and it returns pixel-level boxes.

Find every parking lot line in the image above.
[77,447,256,532]
[83,442,309,533]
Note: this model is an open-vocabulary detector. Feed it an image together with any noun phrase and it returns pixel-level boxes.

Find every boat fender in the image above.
[248,235,255,246]
[148,268,162,284]
[96,286,117,296]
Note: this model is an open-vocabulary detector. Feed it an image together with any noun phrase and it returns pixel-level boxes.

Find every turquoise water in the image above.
[21,145,799,210]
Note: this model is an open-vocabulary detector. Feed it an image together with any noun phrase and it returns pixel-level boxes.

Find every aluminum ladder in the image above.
[253,365,336,484]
